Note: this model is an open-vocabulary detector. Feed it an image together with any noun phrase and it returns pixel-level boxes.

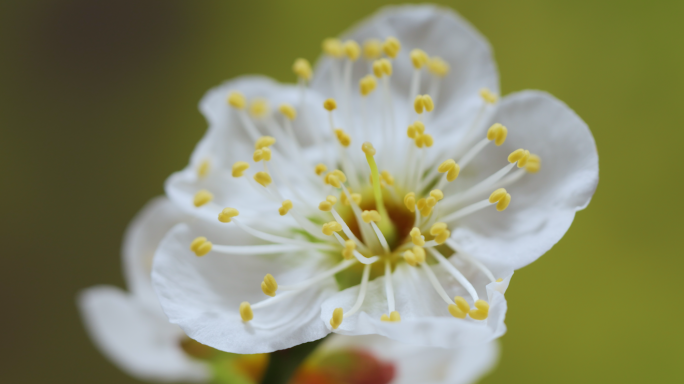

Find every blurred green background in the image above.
[1,0,682,382]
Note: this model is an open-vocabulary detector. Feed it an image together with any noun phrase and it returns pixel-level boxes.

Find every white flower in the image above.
[78,197,211,382]
[152,4,598,353]
[295,335,499,384]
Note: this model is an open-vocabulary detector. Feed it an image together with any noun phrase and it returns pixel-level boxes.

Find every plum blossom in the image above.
[152,4,598,353]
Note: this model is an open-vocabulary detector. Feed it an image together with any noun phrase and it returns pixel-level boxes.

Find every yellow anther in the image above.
[420,205,434,218]
[430,222,448,236]
[249,98,269,118]
[254,171,272,187]
[426,196,437,208]
[323,98,337,111]
[413,95,434,114]
[314,163,327,176]
[455,297,470,312]
[489,188,512,211]
[372,58,393,78]
[253,147,272,162]
[325,175,341,189]
[448,296,470,319]
[404,192,416,212]
[438,159,461,181]
[496,193,511,211]
[341,192,361,206]
[361,141,376,156]
[322,221,342,236]
[330,169,347,183]
[438,159,456,173]
[422,134,434,148]
[423,95,434,111]
[486,123,508,146]
[496,278,504,283]
[197,159,210,178]
[414,95,424,114]
[292,58,312,80]
[193,190,213,207]
[469,300,490,320]
[416,198,427,212]
[232,161,250,177]
[518,150,531,168]
[382,36,401,58]
[330,308,344,329]
[447,166,460,182]
[434,230,450,245]
[508,148,530,166]
[239,302,253,322]
[430,189,444,201]
[381,311,401,322]
[525,154,541,173]
[487,123,503,141]
[279,104,296,120]
[334,129,352,147]
[410,49,429,69]
[190,236,212,257]
[318,201,333,212]
[363,39,382,59]
[278,200,293,216]
[261,274,278,296]
[342,40,360,61]
[480,88,498,104]
[372,61,383,78]
[403,250,418,267]
[359,75,377,96]
[218,207,239,223]
[190,237,206,251]
[489,188,508,203]
[427,56,450,77]
[324,170,347,188]
[261,274,278,297]
[227,91,246,109]
[342,40,361,61]
[407,120,427,146]
[322,38,344,58]
[255,136,276,150]
[414,121,426,133]
[414,135,425,148]
[380,170,394,186]
[413,246,426,263]
[410,227,425,246]
[361,210,381,223]
[342,240,356,260]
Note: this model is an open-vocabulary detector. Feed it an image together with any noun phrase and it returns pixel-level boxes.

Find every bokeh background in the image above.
[2,0,682,382]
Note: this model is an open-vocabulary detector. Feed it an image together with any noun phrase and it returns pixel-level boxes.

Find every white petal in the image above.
[77,286,210,382]
[311,4,498,136]
[453,91,599,270]
[151,222,335,354]
[321,334,499,384]
[123,196,189,315]
[166,75,328,220]
[320,263,510,348]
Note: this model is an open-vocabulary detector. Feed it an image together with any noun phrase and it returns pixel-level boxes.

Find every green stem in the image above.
[260,337,326,384]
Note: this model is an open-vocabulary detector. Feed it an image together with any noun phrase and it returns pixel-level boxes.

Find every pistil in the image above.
[362,142,398,246]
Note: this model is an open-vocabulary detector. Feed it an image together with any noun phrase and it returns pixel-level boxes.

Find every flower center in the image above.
[339,186,414,252]
[186,35,542,330]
